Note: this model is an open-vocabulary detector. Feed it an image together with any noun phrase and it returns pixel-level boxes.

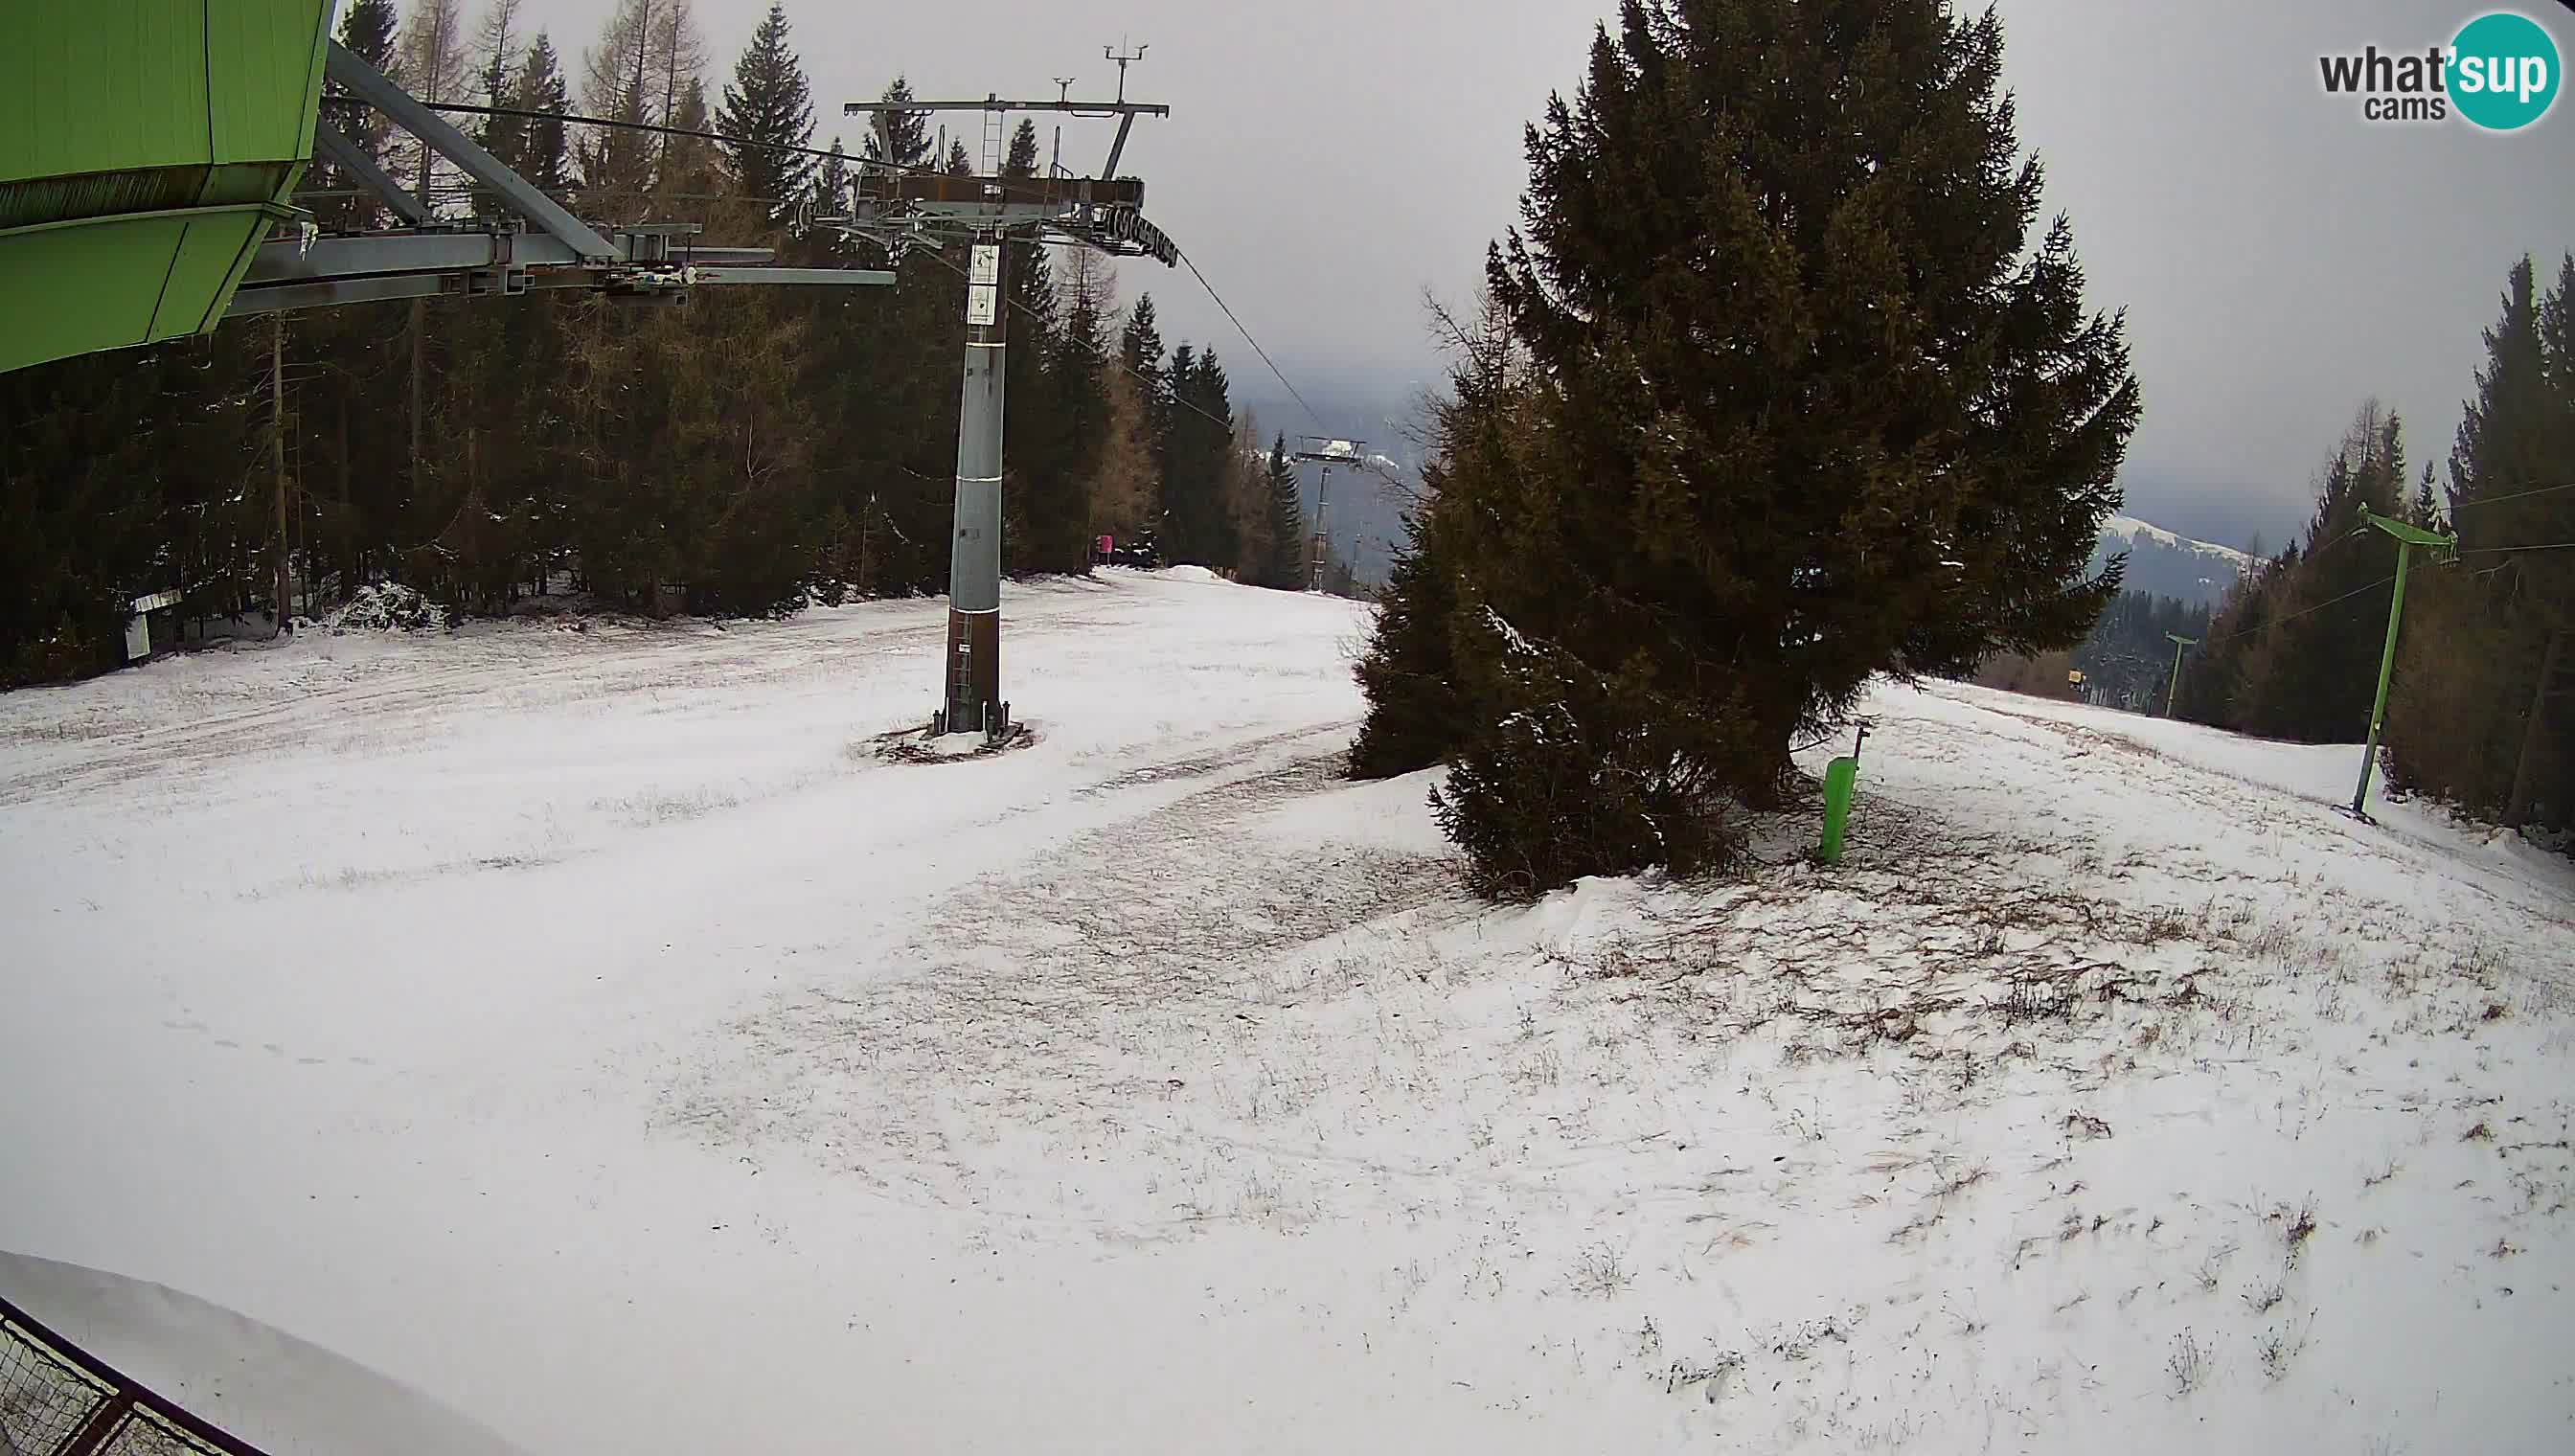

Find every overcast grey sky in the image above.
[527,0,2573,548]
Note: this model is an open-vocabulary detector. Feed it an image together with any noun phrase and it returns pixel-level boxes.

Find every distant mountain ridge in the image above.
[2094,512,2253,607]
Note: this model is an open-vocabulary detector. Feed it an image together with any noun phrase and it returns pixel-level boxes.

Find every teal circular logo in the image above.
[2450,12,2561,130]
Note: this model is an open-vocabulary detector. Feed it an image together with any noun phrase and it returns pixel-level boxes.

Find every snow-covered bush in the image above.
[325,583,447,634]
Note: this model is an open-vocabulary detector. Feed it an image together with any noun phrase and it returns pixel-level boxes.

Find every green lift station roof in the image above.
[1,0,335,375]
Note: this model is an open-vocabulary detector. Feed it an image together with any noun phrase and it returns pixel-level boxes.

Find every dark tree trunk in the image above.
[2505,626,2564,829]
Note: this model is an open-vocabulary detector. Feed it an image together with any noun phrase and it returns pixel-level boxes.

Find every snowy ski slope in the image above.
[3,569,2570,1453]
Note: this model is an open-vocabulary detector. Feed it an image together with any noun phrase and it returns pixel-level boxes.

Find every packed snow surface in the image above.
[3,568,2570,1453]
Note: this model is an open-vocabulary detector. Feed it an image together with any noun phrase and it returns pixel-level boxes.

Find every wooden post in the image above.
[409,298,424,528]
[337,395,353,592]
[2504,626,2564,829]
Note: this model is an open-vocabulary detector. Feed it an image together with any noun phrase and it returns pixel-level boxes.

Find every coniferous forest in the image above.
[0,0,1309,686]
[2170,254,2575,832]
[1998,248,2574,842]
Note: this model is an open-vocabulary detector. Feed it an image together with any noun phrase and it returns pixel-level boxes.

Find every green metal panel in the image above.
[1818,756,1860,864]
[156,208,289,337]
[0,0,334,375]
[8,218,171,354]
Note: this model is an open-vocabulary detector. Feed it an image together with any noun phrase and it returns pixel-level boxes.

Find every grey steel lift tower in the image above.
[1289,438,1368,592]
[841,53,1175,739]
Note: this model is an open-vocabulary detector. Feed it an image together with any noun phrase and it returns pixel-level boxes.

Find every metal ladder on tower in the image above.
[950,633,977,730]
[980,102,1007,178]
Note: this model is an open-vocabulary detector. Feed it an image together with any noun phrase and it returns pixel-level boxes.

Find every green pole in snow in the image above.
[2350,506,2456,819]
[2164,633,2197,717]
[1818,726,1869,865]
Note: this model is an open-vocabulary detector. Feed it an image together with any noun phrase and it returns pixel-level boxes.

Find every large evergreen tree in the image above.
[1515,0,2135,762]
[1359,0,2138,892]
[1158,347,1240,568]
[716,2,816,225]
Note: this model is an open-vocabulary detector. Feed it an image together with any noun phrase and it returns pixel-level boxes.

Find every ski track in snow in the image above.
[4,569,2573,1453]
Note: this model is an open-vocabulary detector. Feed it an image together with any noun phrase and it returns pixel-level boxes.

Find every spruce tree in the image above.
[1156,348,1241,567]
[2516,255,2575,826]
[1116,298,1170,551]
[1362,0,2137,892]
[309,0,401,232]
[717,2,816,225]
[1348,508,1464,775]
[1003,118,1041,180]
[1158,343,1196,557]
[1264,435,1306,588]
[1495,1,2127,784]
[809,137,851,215]
[1351,297,1533,778]
[660,78,724,200]
[1120,294,1164,380]
[862,77,932,171]
[2451,258,2553,520]
[1051,252,1115,554]
[998,120,1081,572]
[1195,353,1241,569]
[943,140,973,177]
[514,34,574,196]
[342,0,399,68]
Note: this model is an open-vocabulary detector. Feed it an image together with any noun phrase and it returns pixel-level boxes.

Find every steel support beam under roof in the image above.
[324,39,619,261]
[311,122,434,228]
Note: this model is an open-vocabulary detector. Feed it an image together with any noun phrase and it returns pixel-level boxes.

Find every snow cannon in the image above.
[1817,725,1869,865]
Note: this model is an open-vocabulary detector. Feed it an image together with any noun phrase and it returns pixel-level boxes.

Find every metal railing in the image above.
[0,1292,270,1456]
